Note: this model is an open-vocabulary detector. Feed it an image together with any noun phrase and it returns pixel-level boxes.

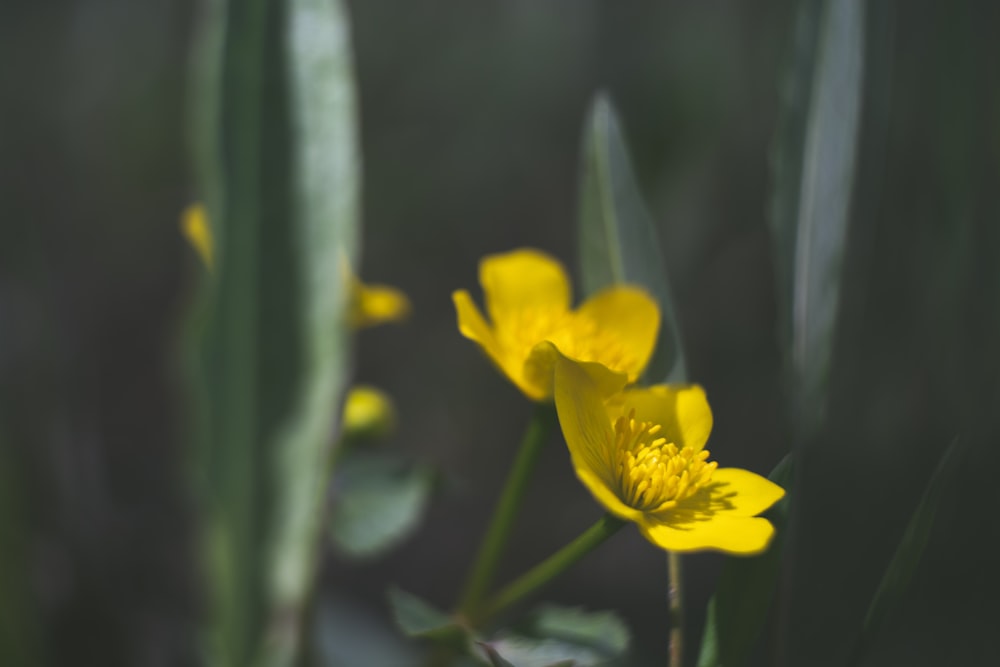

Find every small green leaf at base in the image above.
[477,605,630,667]
[387,588,459,642]
[329,455,434,559]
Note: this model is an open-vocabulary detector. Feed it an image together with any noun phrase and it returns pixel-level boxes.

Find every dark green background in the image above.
[2,1,998,665]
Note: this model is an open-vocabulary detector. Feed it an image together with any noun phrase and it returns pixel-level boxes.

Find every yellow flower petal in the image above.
[575,286,660,382]
[606,384,713,452]
[576,467,646,523]
[525,341,628,403]
[180,203,214,269]
[706,468,786,517]
[453,289,536,397]
[551,346,626,484]
[351,281,411,328]
[480,249,571,328]
[638,513,776,555]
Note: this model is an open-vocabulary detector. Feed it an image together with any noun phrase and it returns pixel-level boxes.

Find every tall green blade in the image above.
[577,93,686,384]
[0,434,40,667]
[851,440,961,662]
[697,0,865,663]
[189,0,360,665]
[786,0,865,438]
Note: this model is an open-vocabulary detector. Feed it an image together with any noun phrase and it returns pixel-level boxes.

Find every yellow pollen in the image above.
[611,409,717,512]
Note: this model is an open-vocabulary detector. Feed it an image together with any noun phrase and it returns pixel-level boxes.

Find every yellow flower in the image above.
[349,277,411,329]
[544,343,784,555]
[180,203,214,269]
[178,203,410,328]
[452,249,660,401]
[342,385,397,440]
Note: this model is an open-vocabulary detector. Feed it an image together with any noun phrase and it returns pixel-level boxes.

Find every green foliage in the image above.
[388,588,459,641]
[769,0,866,439]
[577,93,687,385]
[851,440,962,662]
[696,455,794,667]
[479,605,630,667]
[188,0,360,665]
[329,455,434,559]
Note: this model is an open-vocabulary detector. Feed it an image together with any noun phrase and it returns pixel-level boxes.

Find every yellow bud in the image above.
[342,385,396,441]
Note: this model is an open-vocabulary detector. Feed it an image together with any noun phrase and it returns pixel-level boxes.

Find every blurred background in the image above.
[2,1,999,665]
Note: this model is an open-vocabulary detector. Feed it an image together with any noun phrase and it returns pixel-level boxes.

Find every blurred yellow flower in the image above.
[180,203,213,269]
[178,203,410,328]
[342,385,397,440]
[545,343,784,555]
[349,277,411,329]
[452,249,659,401]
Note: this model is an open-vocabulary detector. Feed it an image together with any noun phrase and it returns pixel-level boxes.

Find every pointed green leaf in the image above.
[329,456,434,559]
[387,588,459,641]
[769,0,866,439]
[577,93,687,384]
[696,455,794,667]
[852,439,961,660]
[190,0,360,665]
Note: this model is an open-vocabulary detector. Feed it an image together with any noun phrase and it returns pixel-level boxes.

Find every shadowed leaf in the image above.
[852,439,962,661]
[577,93,687,384]
[329,456,434,559]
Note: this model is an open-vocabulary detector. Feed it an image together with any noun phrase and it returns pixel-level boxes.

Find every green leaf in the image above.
[851,439,961,661]
[696,455,794,667]
[313,596,420,667]
[577,93,687,384]
[768,0,865,439]
[329,456,434,559]
[526,605,629,657]
[190,0,360,665]
[479,636,603,667]
[478,605,629,667]
[387,588,459,641]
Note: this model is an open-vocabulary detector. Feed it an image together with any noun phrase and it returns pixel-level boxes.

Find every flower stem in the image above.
[457,403,557,618]
[668,551,684,667]
[476,514,625,625]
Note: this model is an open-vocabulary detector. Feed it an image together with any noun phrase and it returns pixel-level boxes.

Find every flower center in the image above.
[611,409,717,513]
[499,308,635,374]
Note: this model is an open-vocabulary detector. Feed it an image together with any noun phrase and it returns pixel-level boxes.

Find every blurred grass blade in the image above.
[0,437,40,667]
[577,93,686,384]
[695,455,794,667]
[190,0,360,665]
[770,0,865,438]
[852,440,961,661]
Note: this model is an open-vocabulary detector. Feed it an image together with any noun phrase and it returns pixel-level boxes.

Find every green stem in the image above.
[457,403,556,618]
[477,514,626,625]
[668,551,684,667]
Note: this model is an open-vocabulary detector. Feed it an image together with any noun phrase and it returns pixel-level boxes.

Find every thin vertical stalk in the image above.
[457,403,556,619]
[668,551,684,667]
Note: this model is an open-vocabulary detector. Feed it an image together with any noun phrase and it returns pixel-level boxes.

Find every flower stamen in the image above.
[611,409,718,512]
